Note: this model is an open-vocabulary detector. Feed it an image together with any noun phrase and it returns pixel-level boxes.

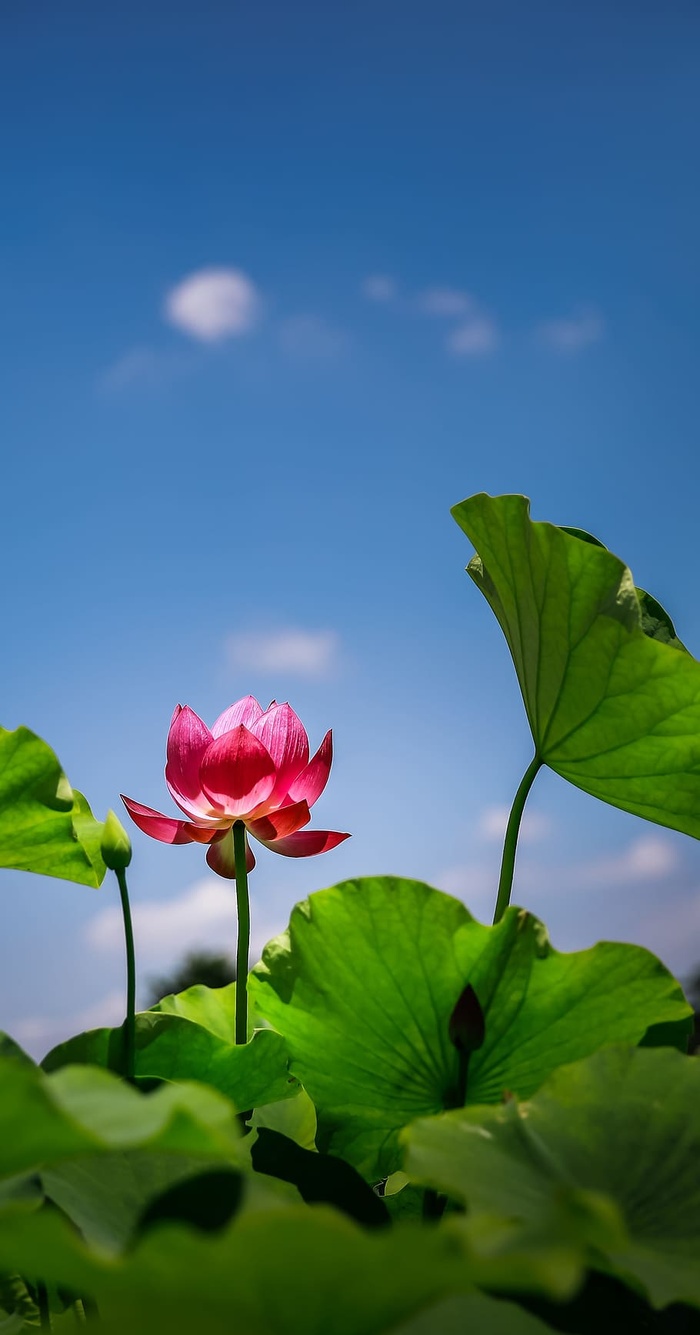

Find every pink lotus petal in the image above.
[247,799,311,842]
[211,696,263,738]
[250,703,309,802]
[185,822,228,845]
[256,828,350,858]
[121,796,197,846]
[165,785,228,825]
[200,725,276,817]
[206,828,257,879]
[165,705,213,803]
[287,730,333,808]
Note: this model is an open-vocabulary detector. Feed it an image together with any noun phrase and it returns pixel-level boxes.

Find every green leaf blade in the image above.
[0,727,105,886]
[250,877,691,1180]
[403,1046,700,1310]
[42,1006,298,1113]
[452,493,700,840]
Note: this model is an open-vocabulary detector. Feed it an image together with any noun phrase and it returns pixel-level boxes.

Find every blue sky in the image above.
[1,0,700,1054]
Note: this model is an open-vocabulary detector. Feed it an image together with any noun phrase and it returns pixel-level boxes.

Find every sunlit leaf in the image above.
[403,1046,700,1310]
[250,877,690,1178]
[0,726,105,886]
[0,1057,241,1182]
[0,1200,575,1334]
[150,981,236,1041]
[42,1011,298,1112]
[452,493,700,838]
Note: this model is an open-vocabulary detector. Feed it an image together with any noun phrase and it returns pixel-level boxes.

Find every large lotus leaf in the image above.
[451,493,700,838]
[41,1151,224,1250]
[0,1056,242,1182]
[0,1033,34,1066]
[390,1294,558,1334]
[403,1046,700,1310]
[0,1200,579,1334]
[0,726,105,885]
[249,877,690,1179]
[42,1145,299,1251]
[150,981,236,1041]
[42,1011,298,1111]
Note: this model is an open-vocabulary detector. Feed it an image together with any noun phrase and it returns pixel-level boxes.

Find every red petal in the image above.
[206,828,257,879]
[247,799,311,842]
[165,705,213,802]
[165,787,227,824]
[250,703,309,802]
[200,725,276,817]
[211,696,263,738]
[287,730,332,807]
[120,796,197,845]
[257,828,350,858]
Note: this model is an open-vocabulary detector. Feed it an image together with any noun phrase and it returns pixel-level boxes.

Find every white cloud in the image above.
[278,314,346,360]
[536,307,604,352]
[10,989,126,1059]
[478,805,552,844]
[437,835,679,922]
[85,877,284,969]
[226,628,339,678]
[361,274,398,302]
[578,835,678,887]
[446,315,499,356]
[416,286,473,317]
[164,267,260,342]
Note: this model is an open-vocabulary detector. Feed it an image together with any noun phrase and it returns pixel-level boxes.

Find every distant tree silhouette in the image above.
[147,949,235,1006]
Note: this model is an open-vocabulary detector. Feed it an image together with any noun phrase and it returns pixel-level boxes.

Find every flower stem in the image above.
[37,1283,51,1330]
[493,753,542,924]
[115,867,137,1081]
[233,821,250,1046]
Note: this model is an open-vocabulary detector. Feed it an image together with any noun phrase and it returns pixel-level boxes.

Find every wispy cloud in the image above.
[98,345,194,393]
[437,834,680,925]
[9,989,125,1059]
[477,805,551,844]
[85,877,283,969]
[536,307,605,353]
[446,314,499,356]
[164,267,261,342]
[416,286,473,317]
[363,272,499,355]
[361,274,398,303]
[578,835,678,887]
[278,314,346,360]
[226,628,340,678]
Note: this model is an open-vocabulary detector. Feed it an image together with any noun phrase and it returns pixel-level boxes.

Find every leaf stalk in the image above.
[493,753,542,924]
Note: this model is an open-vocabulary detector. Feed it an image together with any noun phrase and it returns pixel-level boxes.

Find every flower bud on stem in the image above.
[101,811,137,1082]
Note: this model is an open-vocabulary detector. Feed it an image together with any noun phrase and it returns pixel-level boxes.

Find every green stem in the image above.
[233,821,251,1046]
[37,1282,51,1330]
[116,867,137,1081]
[493,753,542,924]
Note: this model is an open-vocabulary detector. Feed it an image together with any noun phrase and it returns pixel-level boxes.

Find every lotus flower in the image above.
[121,697,349,879]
